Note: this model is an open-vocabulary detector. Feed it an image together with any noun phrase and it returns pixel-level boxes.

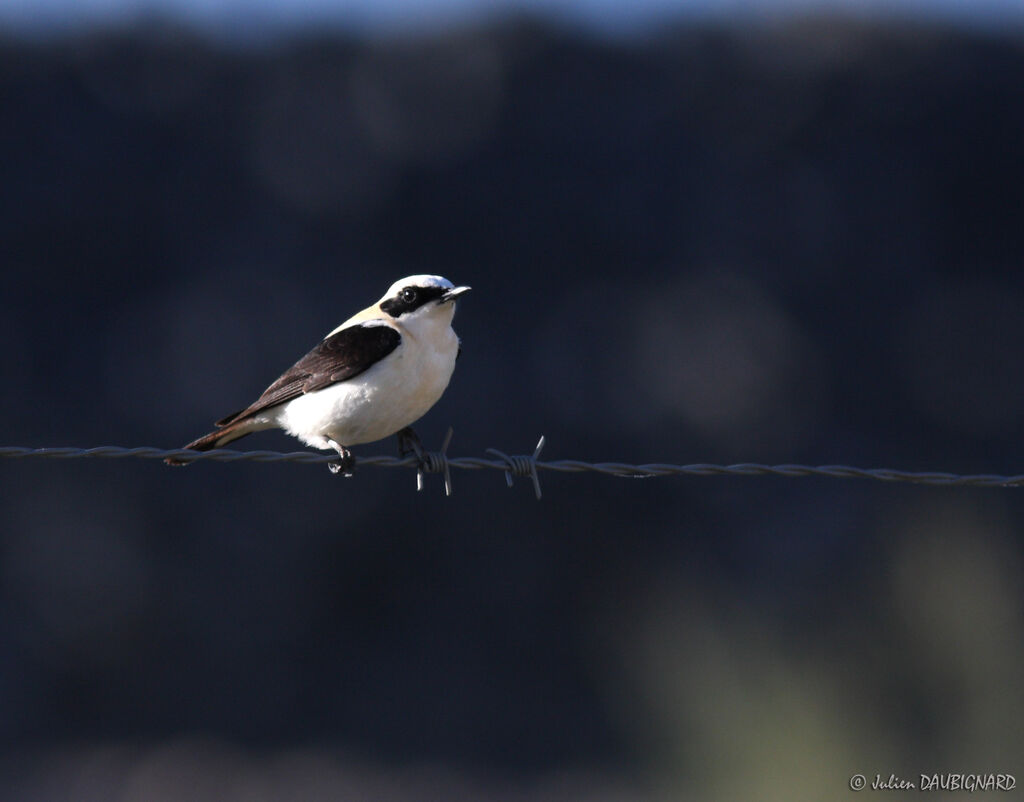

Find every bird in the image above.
[167,275,470,473]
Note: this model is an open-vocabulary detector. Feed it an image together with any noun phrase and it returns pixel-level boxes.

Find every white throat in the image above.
[400,301,458,340]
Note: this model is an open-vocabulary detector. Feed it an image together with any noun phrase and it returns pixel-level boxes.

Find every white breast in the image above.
[274,321,460,450]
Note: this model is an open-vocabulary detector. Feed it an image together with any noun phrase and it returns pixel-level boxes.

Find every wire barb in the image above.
[414,427,454,496]
[486,436,546,499]
[3,444,1024,495]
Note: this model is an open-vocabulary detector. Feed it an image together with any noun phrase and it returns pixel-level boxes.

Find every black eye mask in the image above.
[381,285,449,317]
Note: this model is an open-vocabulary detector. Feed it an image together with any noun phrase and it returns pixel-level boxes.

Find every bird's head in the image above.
[379,275,471,324]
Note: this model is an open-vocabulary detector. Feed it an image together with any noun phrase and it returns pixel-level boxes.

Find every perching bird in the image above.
[167,275,470,473]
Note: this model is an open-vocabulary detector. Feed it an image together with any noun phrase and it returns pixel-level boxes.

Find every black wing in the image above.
[215,323,401,427]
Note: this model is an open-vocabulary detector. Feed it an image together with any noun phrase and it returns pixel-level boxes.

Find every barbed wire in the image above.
[3,434,1023,499]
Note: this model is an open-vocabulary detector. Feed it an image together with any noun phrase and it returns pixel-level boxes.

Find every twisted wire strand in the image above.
[2,443,1023,496]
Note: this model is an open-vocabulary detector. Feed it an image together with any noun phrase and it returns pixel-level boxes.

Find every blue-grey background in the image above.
[1,1,1023,798]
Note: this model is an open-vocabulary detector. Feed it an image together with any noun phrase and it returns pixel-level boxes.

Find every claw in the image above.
[326,439,355,477]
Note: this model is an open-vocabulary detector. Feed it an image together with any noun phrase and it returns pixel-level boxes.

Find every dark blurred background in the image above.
[1,0,1023,798]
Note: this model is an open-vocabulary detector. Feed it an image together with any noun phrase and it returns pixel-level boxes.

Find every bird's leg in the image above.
[395,426,424,460]
[326,438,355,476]
[398,427,435,492]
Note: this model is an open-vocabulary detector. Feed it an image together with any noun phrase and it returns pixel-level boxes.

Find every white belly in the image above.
[273,335,458,450]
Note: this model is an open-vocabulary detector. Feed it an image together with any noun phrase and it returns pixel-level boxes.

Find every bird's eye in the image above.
[400,288,417,303]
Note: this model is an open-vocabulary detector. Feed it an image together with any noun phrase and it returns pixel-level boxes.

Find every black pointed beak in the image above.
[441,286,471,303]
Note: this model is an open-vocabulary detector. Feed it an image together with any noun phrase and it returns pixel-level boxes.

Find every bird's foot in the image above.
[396,427,424,460]
[398,426,434,493]
[398,426,454,495]
[326,440,355,477]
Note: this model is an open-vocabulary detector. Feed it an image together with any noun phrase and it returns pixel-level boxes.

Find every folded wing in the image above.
[216,322,402,427]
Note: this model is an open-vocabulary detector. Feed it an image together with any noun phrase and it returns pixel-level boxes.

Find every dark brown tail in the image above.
[165,420,254,466]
